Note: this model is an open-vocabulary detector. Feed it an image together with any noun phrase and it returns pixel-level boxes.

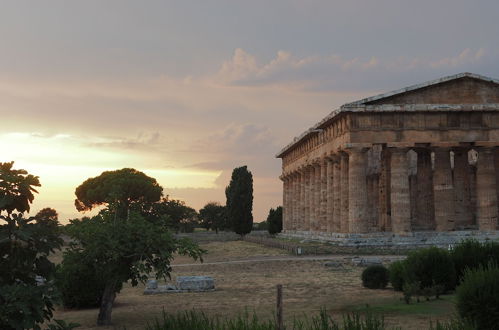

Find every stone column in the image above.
[299,168,306,232]
[309,164,317,232]
[293,172,300,231]
[379,147,391,231]
[326,157,334,233]
[453,148,472,229]
[320,158,328,232]
[332,156,341,233]
[415,148,435,230]
[469,150,478,228]
[476,147,498,230]
[340,152,349,232]
[314,162,321,232]
[347,148,369,233]
[371,175,380,231]
[390,148,411,234]
[304,167,311,231]
[495,149,499,224]
[288,174,295,231]
[433,148,455,231]
[282,175,289,231]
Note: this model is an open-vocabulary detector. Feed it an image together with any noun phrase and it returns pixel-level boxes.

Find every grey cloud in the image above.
[218,48,499,92]
[190,123,281,177]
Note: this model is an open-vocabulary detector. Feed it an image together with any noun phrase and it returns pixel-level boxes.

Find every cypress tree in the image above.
[267,206,283,235]
[225,166,253,236]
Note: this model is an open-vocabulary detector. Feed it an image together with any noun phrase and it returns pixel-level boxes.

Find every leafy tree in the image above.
[0,161,41,214]
[199,202,227,233]
[225,166,253,236]
[69,169,205,325]
[253,221,268,231]
[145,197,198,233]
[404,247,456,292]
[66,212,204,325]
[35,207,59,227]
[0,162,63,329]
[267,206,283,235]
[74,168,163,220]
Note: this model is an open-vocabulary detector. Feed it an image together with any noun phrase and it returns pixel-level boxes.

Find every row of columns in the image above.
[282,146,499,234]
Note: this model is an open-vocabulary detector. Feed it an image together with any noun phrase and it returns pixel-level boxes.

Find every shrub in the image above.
[361,265,389,289]
[451,239,499,284]
[456,263,499,330]
[451,239,489,282]
[404,247,456,292]
[402,281,420,304]
[388,260,406,291]
[55,251,122,308]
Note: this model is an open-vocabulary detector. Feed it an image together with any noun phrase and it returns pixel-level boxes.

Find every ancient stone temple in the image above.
[276,73,499,245]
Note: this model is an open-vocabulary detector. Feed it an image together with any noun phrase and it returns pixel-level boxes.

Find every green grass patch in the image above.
[345,295,456,316]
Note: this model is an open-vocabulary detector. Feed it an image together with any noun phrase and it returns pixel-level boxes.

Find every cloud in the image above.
[216,48,499,92]
[86,132,163,151]
[430,48,486,69]
[5,46,499,224]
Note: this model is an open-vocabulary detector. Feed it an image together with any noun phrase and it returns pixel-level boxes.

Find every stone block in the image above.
[146,279,158,290]
[176,276,215,291]
[352,257,383,267]
[324,261,344,268]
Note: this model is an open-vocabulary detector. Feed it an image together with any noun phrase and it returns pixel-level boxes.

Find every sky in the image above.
[1,0,499,223]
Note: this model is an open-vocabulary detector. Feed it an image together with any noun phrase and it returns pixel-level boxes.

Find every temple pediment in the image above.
[346,72,499,105]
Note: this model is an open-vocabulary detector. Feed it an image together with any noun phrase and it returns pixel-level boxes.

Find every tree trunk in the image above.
[97,281,118,326]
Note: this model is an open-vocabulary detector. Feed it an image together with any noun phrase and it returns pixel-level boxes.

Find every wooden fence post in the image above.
[276,284,283,330]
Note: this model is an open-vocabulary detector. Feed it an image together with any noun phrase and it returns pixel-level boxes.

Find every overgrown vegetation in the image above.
[361,265,389,289]
[450,239,499,282]
[145,309,393,330]
[456,262,499,330]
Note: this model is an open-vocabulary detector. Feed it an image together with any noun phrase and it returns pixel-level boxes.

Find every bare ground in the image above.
[52,241,454,330]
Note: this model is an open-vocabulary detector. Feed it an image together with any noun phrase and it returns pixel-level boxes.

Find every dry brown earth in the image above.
[52,241,454,330]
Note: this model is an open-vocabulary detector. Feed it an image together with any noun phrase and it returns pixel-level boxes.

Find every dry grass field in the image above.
[52,240,455,330]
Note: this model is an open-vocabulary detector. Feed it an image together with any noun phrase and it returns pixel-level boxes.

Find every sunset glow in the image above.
[2,1,499,223]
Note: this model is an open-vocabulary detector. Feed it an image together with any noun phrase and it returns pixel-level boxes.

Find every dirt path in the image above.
[173,254,405,267]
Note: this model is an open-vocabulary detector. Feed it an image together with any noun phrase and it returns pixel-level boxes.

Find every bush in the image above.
[456,263,499,330]
[361,265,389,289]
[55,251,122,308]
[404,247,456,292]
[451,239,499,284]
[388,260,406,291]
[451,239,489,282]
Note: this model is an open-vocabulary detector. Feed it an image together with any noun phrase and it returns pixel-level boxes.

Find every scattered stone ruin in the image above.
[144,276,215,295]
[277,73,499,246]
